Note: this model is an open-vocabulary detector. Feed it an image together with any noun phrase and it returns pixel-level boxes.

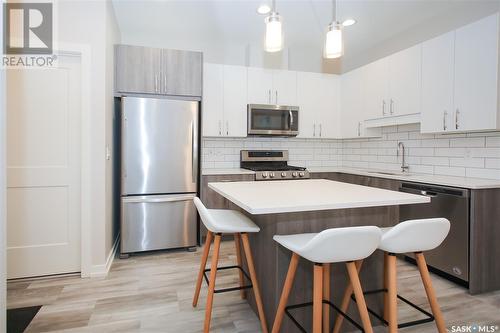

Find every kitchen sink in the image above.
[367,171,412,176]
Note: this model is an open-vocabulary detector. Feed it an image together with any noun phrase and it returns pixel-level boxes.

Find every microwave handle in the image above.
[289,109,294,128]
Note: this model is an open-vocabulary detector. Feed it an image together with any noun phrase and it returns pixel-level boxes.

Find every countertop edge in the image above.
[202,167,500,190]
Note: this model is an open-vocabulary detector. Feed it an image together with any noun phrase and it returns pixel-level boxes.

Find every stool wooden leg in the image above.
[193,231,213,307]
[323,263,331,333]
[332,260,363,333]
[346,262,373,333]
[241,233,269,333]
[383,252,389,321]
[415,252,447,333]
[234,233,246,299]
[203,233,221,333]
[313,263,323,333]
[386,253,398,333]
[272,253,299,333]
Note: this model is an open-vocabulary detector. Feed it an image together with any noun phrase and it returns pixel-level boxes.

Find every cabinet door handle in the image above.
[390,99,394,114]
[154,74,158,93]
[382,100,386,116]
[268,90,271,103]
[455,109,460,130]
[164,74,167,93]
[275,90,278,104]
[313,124,316,137]
[358,122,361,136]
[218,120,222,136]
[443,110,448,131]
[319,124,322,137]
[226,121,229,136]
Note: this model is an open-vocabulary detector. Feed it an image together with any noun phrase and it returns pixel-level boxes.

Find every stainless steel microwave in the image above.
[247,104,299,136]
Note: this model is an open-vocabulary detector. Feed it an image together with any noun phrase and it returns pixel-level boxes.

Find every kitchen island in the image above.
[208,179,429,332]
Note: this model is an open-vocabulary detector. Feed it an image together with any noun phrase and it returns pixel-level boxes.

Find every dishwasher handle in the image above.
[400,182,469,198]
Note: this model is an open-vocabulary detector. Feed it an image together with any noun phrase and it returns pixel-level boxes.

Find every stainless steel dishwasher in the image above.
[399,182,470,285]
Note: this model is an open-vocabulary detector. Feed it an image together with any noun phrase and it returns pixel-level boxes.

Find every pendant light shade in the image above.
[324,22,343,59]
[323,0,343,59]
[265,1,283,52]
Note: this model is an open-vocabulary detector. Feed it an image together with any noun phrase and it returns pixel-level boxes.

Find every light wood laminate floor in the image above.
[8,241,500,332]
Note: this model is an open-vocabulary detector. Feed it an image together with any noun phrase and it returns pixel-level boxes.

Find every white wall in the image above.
[56,0,120,275]
[105,0,121,259]
[0,1,6,330]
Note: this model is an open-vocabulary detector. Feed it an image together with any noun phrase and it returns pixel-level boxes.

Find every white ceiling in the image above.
[112,0,500,73]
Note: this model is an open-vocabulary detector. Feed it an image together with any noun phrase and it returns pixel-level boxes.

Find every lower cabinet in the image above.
[311,172,401,191]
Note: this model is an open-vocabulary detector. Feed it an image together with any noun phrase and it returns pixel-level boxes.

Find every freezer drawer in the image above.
[121,194,197,253]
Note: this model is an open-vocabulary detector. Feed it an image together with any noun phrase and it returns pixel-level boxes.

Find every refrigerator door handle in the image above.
[192,120,199,183]
[122,194,196,204]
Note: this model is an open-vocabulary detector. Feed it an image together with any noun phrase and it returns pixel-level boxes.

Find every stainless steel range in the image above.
[240,150,310,181]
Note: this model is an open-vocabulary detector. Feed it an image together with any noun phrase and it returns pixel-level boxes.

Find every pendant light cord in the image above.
[272,0,276,13]
[332,0,337,23]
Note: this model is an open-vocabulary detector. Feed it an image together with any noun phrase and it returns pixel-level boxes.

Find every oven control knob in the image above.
[281,172,287,177]
[262,172,268,178]
[292,172,298,177]
[299,172,305,177]
[269,172,275,178]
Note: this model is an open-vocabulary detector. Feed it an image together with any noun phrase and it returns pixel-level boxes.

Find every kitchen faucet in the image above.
[397,142,410,173]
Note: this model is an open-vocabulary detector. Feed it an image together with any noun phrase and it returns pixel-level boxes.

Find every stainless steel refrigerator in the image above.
[120,96,199,255]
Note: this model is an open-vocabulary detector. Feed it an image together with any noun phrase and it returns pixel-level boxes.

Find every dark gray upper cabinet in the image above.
[115,45,202,97]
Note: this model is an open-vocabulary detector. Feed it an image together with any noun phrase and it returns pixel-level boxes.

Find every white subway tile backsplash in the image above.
[449,157,485,168]
[485,159,500,169]
[486,136,500,147]
[466,168,500,180]
[421,156,449,166]
[202,126,500,180]
[450,137,485,148]
[434,166,466,177]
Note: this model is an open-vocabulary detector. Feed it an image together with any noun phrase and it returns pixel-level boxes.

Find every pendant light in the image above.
[324,0,343,59]
[265,0,283,52]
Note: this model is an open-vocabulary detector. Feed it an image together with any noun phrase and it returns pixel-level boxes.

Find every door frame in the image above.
[51,43,92,278]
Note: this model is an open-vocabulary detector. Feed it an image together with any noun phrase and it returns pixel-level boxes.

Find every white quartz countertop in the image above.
[202,167,500,189]
[208,179,430,215]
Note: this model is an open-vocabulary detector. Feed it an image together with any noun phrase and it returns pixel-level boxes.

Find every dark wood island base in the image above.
[232,203,398,333]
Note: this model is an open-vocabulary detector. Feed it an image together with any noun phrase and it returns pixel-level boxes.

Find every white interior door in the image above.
[6,53,82,279]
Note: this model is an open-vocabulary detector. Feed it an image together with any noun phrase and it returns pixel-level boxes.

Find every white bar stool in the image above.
[334,218,450,333]
[271,226,382,333]
[192,197,268,333]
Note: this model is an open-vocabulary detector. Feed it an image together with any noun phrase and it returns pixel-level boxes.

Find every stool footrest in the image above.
[351,288,435,329]
[284,300,365,333]
[203,265,253,294]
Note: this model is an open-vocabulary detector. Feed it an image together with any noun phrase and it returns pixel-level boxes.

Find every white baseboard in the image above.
[89,235,120,278]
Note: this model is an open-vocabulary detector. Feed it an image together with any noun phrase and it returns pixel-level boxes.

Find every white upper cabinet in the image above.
[202,63,224,137]
[340,69,365,138]
[362,44,422,119]
[272,70,298,105]
[247,67,274,104]
[421,14,499,133]
[297,72,340,139]
[421,32,455,133]
[223,65,247,137]
[364,58,389,118]
[202,63,247,137]
[247,67,297,105]
[453,14,498,132]
[319,74,340,139]
[387,44,422,117]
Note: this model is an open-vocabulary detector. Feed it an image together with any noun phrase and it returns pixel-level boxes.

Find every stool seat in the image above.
[193,197,260,234]
[274,226,381,264]
[378,218,450,254]
[207,209,260,233]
